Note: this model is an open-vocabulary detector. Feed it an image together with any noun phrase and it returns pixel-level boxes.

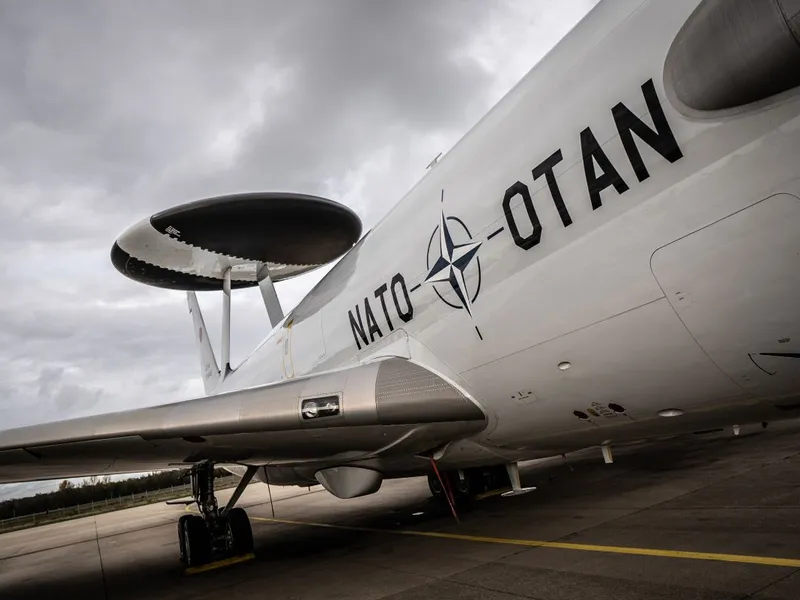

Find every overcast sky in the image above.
[0,0,599,499]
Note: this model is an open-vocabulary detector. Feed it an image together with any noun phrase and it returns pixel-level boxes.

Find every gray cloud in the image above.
[0,1,599,496]
[1,1,494,219]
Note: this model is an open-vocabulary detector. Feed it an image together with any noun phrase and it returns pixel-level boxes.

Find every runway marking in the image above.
[184,552,255,575]
[474,488,511,501]
[251,516,800,568]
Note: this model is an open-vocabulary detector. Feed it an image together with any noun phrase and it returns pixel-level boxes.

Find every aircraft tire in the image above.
[428,470,479,504]
[427,473,445,499]
[183,515,212,567]
[227,508,254,555]
[177,514,192,564]
[452,472,474,499]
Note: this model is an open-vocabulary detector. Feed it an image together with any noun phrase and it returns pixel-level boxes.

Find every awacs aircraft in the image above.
[2,0,800,568]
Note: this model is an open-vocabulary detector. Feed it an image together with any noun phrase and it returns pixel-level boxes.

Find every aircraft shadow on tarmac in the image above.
[1,425,797,600]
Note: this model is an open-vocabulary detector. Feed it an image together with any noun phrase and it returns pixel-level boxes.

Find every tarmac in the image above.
[2,419,800,599]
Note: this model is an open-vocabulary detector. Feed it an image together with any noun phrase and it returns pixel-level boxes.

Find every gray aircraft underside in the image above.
[1,0,800,502]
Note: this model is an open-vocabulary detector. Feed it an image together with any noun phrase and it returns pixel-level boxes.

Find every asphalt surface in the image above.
[2,420,800,599]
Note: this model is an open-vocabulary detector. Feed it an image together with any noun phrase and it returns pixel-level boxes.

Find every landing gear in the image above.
[452,470,475,497]
[178,462,258,568]
[180,514,212,566]
[226,507,254,556]
[428,465,511,504]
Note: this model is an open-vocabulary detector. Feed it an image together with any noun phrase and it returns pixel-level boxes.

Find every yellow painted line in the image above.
[474,487,511,501]
[185,552,255,575]
[250,516,800,568]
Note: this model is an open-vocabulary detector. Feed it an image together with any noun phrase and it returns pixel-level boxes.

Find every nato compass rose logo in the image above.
[421,190,502,341]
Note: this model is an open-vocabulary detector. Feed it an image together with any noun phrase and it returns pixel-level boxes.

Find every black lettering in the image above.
[503,181,542,250]
[612,79,683,182]
[580,126,629,210]
[364,298,382,342]
[348,306,368,350]
[374,283,394,331]
[532,149,572,227]
[391,273,413,322]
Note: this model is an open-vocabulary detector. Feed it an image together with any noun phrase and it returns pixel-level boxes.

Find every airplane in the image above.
[2,0,800,569]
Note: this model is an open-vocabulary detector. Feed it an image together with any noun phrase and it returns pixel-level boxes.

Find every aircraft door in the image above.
[650,193,800,400]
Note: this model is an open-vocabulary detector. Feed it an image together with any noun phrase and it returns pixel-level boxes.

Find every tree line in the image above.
[0,467,230,520]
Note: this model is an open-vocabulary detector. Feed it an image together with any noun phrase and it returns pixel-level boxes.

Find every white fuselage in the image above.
[218,0,800,469]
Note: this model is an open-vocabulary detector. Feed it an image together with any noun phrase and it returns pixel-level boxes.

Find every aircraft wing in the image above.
[0,358,486,484]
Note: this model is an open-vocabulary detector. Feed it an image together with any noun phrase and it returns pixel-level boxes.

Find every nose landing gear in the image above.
[178,462,258,568]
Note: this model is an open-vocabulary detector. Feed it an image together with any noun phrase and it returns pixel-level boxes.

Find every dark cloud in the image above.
[0,1,494,216]
[0,0,599,496]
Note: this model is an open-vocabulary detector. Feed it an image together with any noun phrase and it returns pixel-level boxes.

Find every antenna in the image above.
[426,152,443,170]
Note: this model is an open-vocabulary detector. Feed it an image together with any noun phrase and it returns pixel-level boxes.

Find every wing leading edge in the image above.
[0,358,486,484]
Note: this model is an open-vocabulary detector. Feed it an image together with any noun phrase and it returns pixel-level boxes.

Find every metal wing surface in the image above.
[0,358,486,483]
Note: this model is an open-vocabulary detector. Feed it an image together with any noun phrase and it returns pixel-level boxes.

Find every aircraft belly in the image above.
[466,298,751,449]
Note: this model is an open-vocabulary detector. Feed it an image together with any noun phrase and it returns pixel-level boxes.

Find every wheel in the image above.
[226,508,254,555]
[452,471,473,498]
[428,473,445,498]
[183,515,212,567]
[428,471,474,505]
[177,514,192,564]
